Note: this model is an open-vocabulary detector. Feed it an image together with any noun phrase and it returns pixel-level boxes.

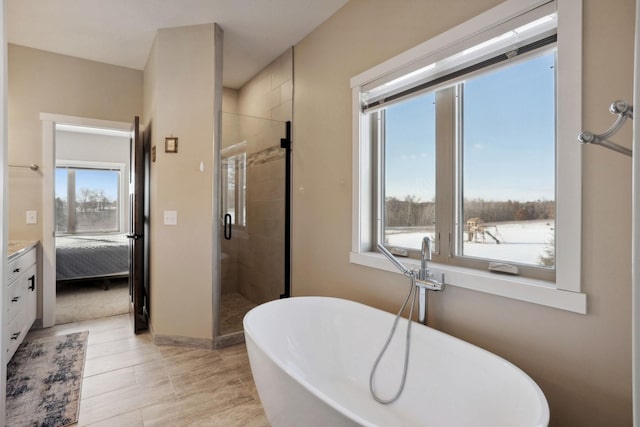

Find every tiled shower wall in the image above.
[221,48,293,304]
[237,49,293,123]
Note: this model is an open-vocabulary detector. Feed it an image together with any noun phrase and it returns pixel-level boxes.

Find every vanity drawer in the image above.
[6,309,25,361]
[6,279,24,323]
[7,248,36,283]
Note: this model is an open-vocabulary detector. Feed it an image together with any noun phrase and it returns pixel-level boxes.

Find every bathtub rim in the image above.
[243,295,550,427]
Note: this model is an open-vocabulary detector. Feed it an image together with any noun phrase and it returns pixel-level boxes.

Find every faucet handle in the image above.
[415,272,446,292]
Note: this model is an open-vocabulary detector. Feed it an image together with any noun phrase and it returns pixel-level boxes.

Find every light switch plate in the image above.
[26,210,37,224]
[164,210,177,225]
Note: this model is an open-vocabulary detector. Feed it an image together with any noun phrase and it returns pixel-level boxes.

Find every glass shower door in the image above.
[217,113,288,339]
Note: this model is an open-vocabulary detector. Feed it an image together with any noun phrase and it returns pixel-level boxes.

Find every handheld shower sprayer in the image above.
[377,243,411,276]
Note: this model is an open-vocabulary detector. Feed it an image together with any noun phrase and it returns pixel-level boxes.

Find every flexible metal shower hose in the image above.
[369,272,417,404]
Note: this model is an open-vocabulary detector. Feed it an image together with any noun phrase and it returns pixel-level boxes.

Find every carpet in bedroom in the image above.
[56,278,129,324]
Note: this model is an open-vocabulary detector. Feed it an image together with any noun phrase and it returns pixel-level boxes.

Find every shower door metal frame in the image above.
[280,120,292,299]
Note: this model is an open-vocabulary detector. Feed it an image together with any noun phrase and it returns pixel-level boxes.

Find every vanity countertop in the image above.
[8,240,38,261]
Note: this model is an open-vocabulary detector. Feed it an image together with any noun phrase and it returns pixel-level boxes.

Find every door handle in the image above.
[28,275,35,291]
[127,234,143,240]
[224,213,232,240]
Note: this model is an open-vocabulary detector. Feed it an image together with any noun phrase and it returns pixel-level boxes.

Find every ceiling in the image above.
[6,0,349,89]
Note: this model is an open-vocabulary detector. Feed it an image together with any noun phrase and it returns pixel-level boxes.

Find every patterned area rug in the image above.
[7,331,89,427]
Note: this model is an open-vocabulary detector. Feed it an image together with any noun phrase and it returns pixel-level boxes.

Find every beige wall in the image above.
[143,24,216,342]
[292,0,634,425]
[7,45,142,240]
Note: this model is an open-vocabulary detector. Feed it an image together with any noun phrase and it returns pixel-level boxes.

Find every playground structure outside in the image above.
[385,219,555,267]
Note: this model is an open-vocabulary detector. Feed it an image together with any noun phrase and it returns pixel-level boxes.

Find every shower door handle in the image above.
[224,213,232,240]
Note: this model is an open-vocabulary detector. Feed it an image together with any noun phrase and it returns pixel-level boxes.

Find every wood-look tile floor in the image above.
[23,314,270,426]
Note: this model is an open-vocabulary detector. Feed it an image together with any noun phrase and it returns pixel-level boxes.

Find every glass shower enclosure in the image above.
[215,112,290,345]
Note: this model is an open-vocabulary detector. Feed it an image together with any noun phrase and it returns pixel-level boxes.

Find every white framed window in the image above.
[55,160,126,235]
[351,0,586,313]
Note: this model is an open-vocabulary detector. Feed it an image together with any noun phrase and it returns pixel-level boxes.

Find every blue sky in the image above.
[55,168,120,201]
[384,52,555,202]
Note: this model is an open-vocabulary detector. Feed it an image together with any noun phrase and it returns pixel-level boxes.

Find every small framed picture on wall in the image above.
[165,137,178,153]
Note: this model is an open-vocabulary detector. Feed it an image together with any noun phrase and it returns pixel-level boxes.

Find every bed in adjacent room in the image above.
[56,234,129,282]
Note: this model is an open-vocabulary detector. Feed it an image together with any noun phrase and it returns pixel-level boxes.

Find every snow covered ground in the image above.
[386,220,554,266]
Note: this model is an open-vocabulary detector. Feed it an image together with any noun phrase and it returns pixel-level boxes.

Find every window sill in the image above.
[350,251,587,314]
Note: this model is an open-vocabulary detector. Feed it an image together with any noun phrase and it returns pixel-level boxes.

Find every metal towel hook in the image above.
[578,100,633,157]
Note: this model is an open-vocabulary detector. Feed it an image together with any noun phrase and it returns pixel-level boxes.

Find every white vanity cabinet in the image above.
[6,243,38,362]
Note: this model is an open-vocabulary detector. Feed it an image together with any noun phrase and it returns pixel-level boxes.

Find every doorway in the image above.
[40,114,147,331]
[53,125,131,324]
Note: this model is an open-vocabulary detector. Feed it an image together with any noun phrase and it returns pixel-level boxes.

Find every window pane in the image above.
[460,52,555,267]
[222,153,247,228]
[223,157,236,223]
[238,153,247,227]
[55,168,68,233]
[74,169,120,233]
[383,92,436,251]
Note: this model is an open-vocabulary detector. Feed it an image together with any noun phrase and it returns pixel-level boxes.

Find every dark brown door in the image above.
[127,116,149,333]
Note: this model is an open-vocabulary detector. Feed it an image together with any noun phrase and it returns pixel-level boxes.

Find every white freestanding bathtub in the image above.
[244,296,549,427]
